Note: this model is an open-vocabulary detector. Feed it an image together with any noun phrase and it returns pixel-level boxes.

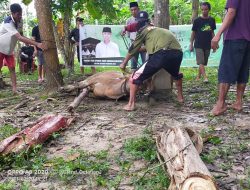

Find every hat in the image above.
[76,17,84,22]
[82,37,100,47]
[136,11,149,21]
[129,2,138,8]
[102,27,112,33]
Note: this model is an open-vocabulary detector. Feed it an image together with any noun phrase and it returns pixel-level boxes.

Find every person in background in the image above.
[69,17,96,74]
[190,2,216,83]
[211,0,250,116]
[122,2,146,72]
[0,3,46,93]
[20,43,34,73]
[95,27,120,58]
[32,25,45,83]
[120,11,184,111]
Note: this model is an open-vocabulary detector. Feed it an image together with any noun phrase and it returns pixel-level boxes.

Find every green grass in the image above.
[0,124,20,142]
[124,135,157,162]
[0,180,15,190]
[1,65,250,189]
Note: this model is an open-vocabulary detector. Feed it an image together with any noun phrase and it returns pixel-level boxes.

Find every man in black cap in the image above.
[122,2,146,72]
[95,27,120,58]
[69,17,95,74]
[120,11,184,111]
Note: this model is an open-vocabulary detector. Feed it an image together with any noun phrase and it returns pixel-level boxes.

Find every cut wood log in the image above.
[156,127,217,190]
[67,88,89,113]
[0,114,72,155]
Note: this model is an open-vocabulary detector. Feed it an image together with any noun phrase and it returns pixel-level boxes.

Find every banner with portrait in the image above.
[79,24,223,67]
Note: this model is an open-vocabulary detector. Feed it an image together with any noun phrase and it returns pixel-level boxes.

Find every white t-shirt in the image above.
[95,41,120,58]
[0,16,19,55]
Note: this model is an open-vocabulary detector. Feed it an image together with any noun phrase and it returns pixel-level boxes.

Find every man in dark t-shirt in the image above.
[190,2,216,82]
[32,25,45,83]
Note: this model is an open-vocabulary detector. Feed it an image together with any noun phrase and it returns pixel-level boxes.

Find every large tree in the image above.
[153,0,172,92]
[154,0,170,29]
[34,0,64,91]
[191,0,199,23]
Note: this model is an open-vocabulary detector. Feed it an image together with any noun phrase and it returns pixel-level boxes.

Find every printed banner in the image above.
[79,24,223,67]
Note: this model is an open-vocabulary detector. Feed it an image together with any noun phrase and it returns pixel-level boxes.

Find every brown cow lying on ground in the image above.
[60,71,131,112]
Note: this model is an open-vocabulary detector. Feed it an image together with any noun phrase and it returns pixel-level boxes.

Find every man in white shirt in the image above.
[95,27,120,58]
[0,3,45,94]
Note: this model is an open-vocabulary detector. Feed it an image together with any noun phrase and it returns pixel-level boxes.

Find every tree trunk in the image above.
[152,0,171,95]
[63,0,75,75]
[52,21,66,65]
[154,0,170,29]
[191,0,199,23]
[34,0,64,91]
[156,127,218,190]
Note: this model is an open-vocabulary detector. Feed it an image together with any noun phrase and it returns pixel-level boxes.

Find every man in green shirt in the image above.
[120,11,184,111]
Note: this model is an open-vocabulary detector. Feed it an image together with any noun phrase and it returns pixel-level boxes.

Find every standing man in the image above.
[0,3,45,93]
[124,2,146,72]
[95,27,120,58]
[120,11,184,111]
[32,25,45,83]
[69,17,95,74]
[211,0,250,116]
[190,2,216,82]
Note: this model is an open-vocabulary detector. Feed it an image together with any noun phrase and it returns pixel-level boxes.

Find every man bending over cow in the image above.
[120,11,184,111]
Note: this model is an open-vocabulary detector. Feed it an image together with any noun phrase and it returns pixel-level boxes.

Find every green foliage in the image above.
[133,166,170,190]
[207,136,222,145]
[0,0,9,22]
[0,145,45,171]
[48,150,110,184]
[0,180,15,190]
[124,133,157,162]
[170,0,192,25]
[22,0,33,5]
[207,0,226,23]
[0,124,20,142]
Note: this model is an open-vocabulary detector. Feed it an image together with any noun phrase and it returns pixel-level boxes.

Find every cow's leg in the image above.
[60,81,88,92]
[67,88,89,113]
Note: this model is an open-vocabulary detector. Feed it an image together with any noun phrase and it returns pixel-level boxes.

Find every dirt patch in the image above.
[0,77,250,189]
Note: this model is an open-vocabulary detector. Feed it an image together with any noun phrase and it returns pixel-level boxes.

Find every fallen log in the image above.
[0,114,73,155]
[156,127,217,190]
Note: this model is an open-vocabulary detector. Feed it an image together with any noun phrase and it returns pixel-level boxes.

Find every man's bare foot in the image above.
[123,104,135,111]
[203,78,209,83]
[229,103,243,112]
[211,104,227,116]
[196,77,200,81]
[12,89,19,95]
[177,95,184,103]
